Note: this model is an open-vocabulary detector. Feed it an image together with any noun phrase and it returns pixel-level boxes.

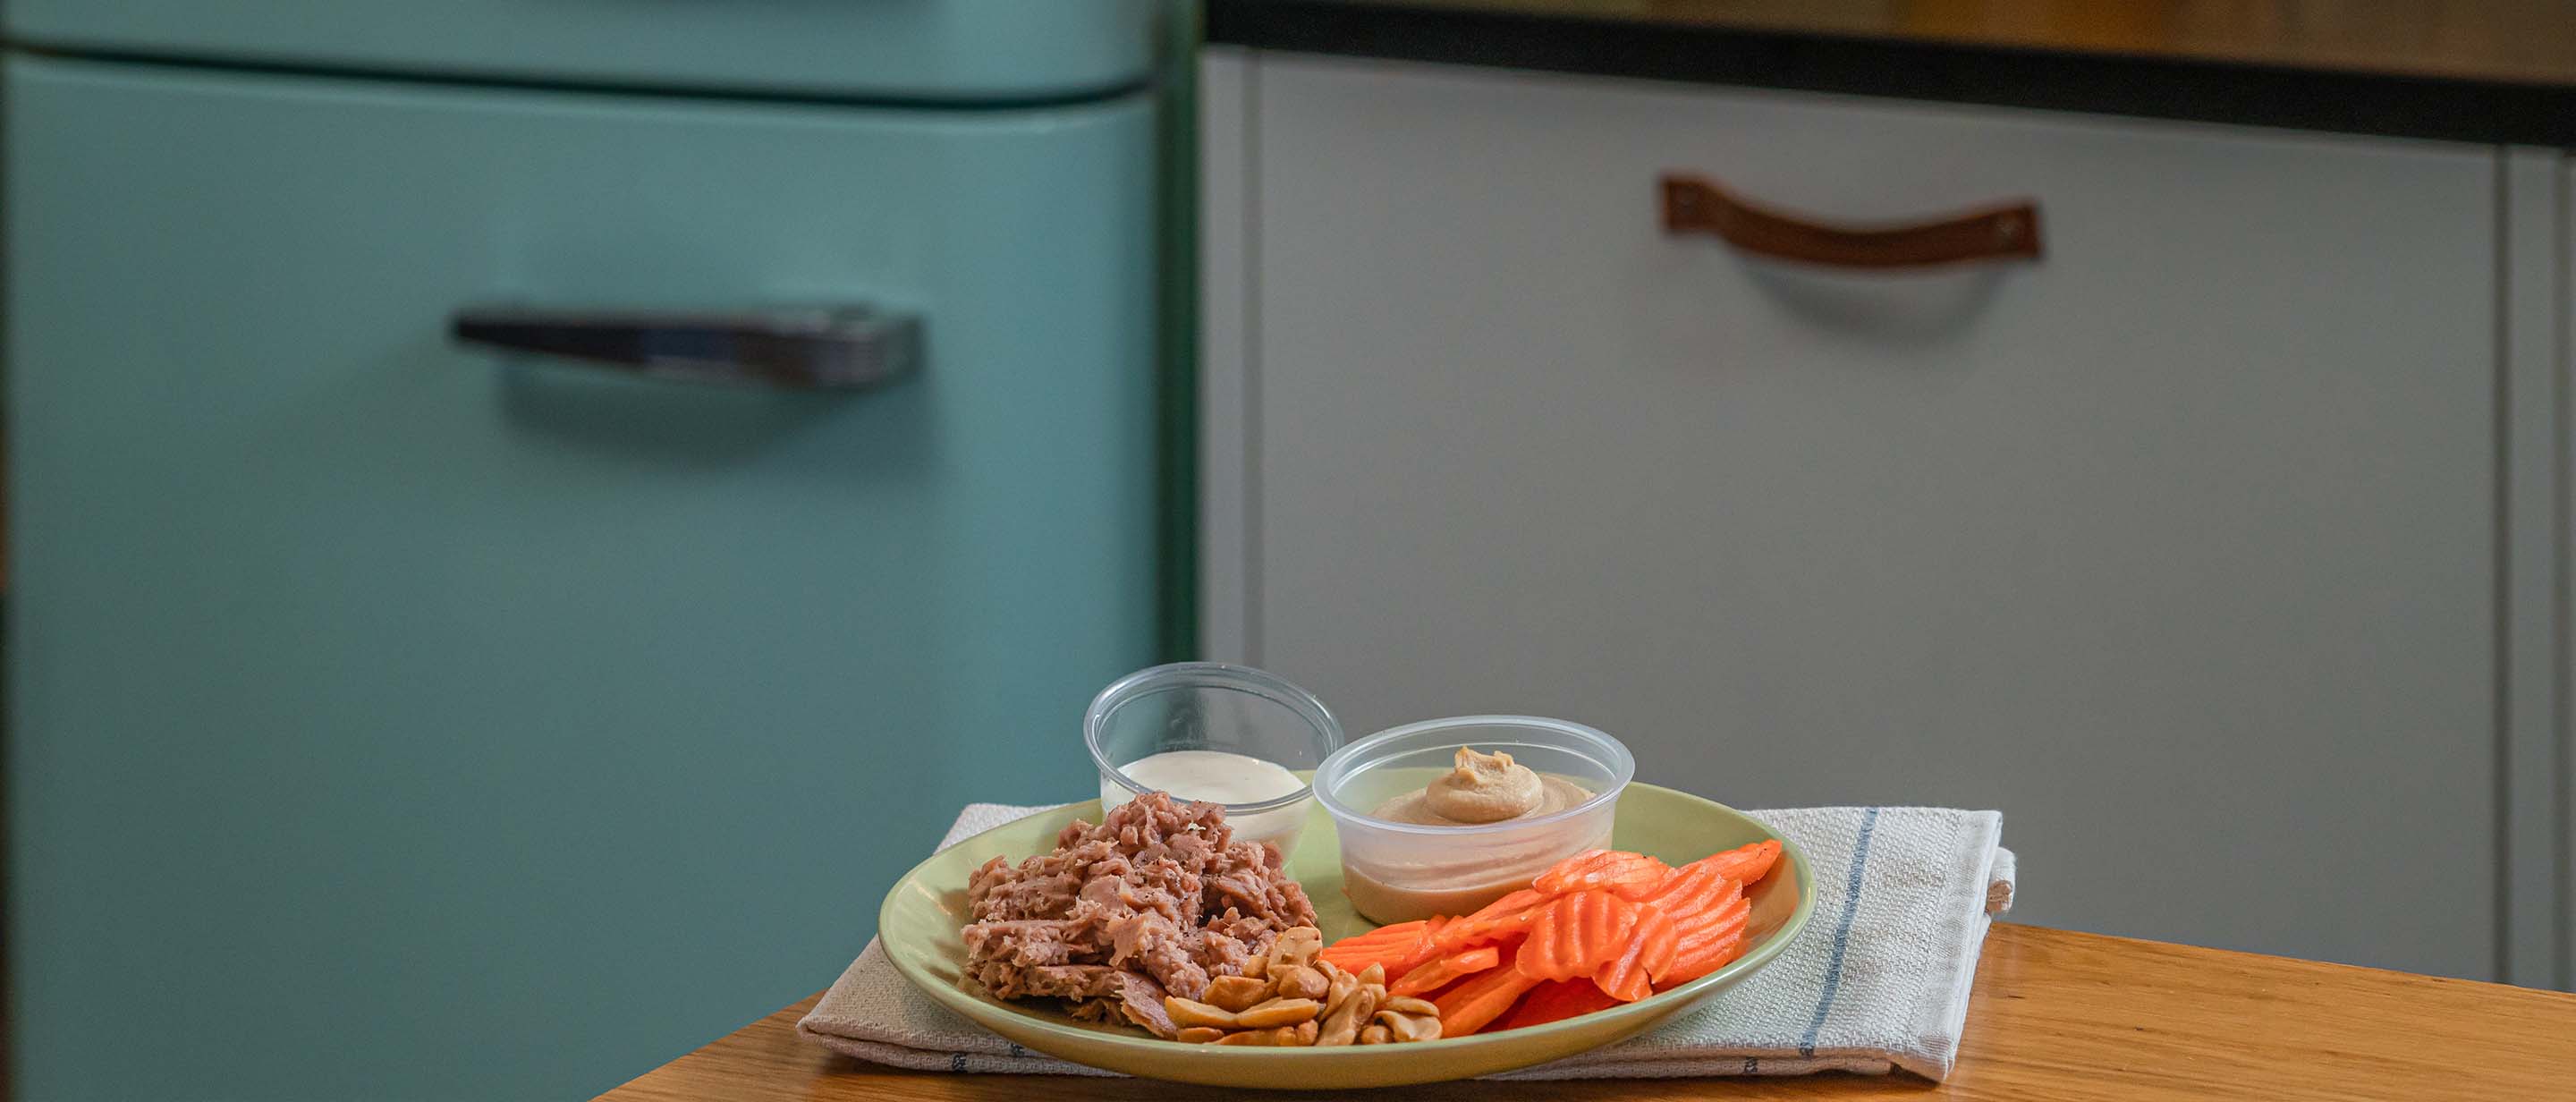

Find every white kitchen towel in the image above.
[799,802,2013,1081]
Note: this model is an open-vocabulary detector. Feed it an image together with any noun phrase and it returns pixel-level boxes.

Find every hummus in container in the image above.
[1368,747,1590,826]
[1314,716,1633,924]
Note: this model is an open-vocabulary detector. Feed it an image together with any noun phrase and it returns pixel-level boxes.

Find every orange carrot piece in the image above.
[1534,849,1609,882]
[1533,849,1672,901]
[1638,861,1731,920]
[1516,890,1640,982]
[1433,945,1547,1035]
[1651,881,1736,983]
[1663,928,1749,988]
[1318,947,1408,975]
[1381,916,1458,980]
[1462,889,1545,926]
[1397,945,1502,995]
[1318,941,1407,967]
[1689,839,1783,886]
[1660,877,1743,953]
[1452,913,1540,954]
[1516,895,1570,979]
[1322,917,1448,976]
[1330,919,1429,948]
[1640,911,1682,981]
[1658,894,1752,986]
[1680,894,1751,953]
[1468,888,1546,920]
[1435,888,1546,951]
[1590,903,1679,1002]
[1320,919,1428,959]
[1491,978,1623,1031]
[1320,939,1391,956]
[1390,945,1502,997]
[1640,860,1709,899]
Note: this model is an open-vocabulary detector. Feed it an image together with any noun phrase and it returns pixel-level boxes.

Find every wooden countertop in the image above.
[597,923,2576,1101]
[1208,0,2576,147]
[1287,1,2576,89]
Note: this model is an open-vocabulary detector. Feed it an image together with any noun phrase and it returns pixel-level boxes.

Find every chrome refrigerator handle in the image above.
[450,305,920,389]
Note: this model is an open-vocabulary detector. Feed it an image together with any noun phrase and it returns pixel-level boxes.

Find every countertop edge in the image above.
[1205,0,2576,148]
[596,924,2576,1101]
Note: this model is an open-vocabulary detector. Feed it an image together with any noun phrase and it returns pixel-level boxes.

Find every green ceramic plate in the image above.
[877,783,1815,1089]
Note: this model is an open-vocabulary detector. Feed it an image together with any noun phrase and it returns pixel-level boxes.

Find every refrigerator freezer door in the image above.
[4,0,1163,101]
[5,56,1157,1100]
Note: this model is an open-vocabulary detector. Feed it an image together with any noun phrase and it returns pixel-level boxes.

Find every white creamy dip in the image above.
[1102,750,1310,859]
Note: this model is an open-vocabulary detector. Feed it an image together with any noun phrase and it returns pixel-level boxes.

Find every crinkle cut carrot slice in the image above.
[1515,889,1640,982]
[1589,903,1678,1003]
[1660,877,1743,951]
[1678,893,1752,957]
[1658,894,1753,987]
[1533,849,1672,900]
[1665,927,1750,988]
[1434,888,1546,951]
[1639,860,1725,915]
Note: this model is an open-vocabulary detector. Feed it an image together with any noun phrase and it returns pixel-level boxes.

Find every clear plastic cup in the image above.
[1315,716,1633,924]
[1084,663,1344,860]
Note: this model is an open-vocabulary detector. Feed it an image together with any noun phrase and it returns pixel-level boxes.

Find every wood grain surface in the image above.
[1368,0,2576,89]
[596,924,2576,1101]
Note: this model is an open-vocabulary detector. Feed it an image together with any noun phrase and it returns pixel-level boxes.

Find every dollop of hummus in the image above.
[1424,747,1546,823]
[1368,747,1591,828]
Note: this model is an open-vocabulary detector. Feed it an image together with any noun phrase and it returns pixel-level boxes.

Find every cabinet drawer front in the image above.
[1244,56,2494,978]
[6,58,1154,1100]
[6,0,1161,100]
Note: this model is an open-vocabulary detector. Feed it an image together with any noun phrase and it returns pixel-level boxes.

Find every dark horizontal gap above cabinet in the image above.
[1206,0,2576,148]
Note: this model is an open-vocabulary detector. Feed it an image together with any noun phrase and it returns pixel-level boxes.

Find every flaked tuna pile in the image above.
[962,792,1318,1038]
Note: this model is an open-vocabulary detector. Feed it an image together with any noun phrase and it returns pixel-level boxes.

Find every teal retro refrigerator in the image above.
[4,3,1171,1098]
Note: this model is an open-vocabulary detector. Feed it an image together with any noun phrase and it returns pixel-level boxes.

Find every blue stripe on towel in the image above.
[1799,806,1881,1058]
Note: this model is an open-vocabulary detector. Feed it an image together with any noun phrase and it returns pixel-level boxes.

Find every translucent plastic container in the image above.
[1315,716,1633,924]
[1085,663,1344,860]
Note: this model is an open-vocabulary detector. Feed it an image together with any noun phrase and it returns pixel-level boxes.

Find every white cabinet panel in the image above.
[1236,55,2498,978]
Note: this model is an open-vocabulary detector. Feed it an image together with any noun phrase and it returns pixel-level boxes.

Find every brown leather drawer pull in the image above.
[1660,174,2042,268]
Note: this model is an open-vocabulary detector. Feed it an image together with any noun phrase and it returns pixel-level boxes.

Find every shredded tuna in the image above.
[959,792,1316,1037]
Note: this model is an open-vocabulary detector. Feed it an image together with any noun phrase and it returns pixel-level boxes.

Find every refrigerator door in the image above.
[5,55,1156,1100]
[4,0,1163,101]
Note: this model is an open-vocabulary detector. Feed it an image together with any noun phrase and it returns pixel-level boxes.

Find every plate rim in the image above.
[877,781,1818,1063]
